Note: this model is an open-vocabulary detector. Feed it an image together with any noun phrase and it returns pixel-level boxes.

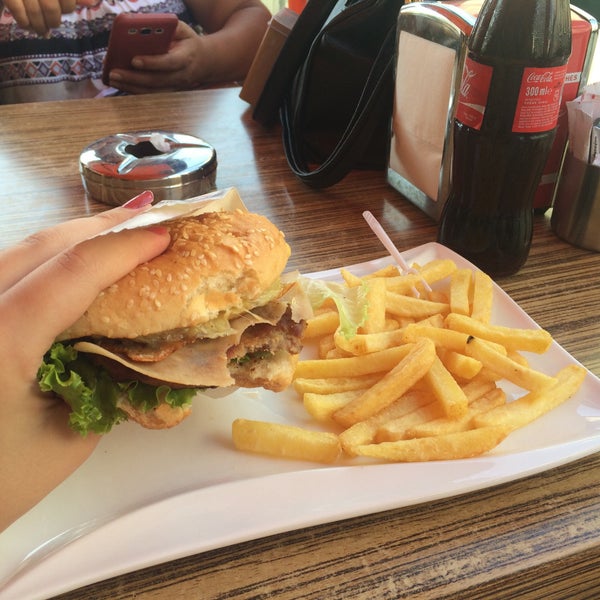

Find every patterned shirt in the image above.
[0,0,195,103]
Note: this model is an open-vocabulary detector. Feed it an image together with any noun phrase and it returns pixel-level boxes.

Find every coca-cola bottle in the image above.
[437,0,572,277]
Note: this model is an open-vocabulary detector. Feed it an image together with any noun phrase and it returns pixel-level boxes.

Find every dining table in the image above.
[0,85,599,600]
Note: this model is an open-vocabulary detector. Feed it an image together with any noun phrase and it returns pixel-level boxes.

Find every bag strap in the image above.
[252,0,343,126]
[281,27,397,188]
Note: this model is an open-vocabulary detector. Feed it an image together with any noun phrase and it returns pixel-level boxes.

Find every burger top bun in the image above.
[59,210,291,340]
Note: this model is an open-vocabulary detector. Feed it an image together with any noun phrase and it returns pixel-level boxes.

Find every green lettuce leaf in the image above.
[37,343,196,436]
[300,276,369,339]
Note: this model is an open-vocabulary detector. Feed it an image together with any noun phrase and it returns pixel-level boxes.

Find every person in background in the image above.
[0,191,169,532]
[0,0,271,104]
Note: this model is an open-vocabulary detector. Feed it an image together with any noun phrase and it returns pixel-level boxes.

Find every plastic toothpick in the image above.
[362,210,432,296]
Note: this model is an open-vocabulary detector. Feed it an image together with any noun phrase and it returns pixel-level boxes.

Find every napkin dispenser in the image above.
[388,1,599,220]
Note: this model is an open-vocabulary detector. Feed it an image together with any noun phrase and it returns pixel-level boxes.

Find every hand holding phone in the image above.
[102,13,178,86]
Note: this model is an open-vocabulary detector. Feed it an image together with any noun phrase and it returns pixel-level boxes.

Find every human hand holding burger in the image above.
[1,193,308,532]
[0,190,170,532]
[39,205,308,433]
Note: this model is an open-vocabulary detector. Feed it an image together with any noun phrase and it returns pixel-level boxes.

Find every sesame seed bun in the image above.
[59,210,291,341]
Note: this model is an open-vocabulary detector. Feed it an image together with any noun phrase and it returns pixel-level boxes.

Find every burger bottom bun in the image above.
[118,400,193,430]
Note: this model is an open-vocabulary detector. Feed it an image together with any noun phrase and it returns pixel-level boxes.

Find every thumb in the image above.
[3,226,170,375]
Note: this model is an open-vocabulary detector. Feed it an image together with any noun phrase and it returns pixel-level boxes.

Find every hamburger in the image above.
[37,209,310,434]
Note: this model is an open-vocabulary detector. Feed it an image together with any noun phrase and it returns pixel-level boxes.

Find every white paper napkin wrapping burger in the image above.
[104,187,247,235]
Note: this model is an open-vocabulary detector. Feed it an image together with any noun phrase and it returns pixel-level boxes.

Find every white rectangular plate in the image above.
[2,242,600,600]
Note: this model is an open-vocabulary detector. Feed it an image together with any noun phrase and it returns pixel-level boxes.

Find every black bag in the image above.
[253,0,405,188]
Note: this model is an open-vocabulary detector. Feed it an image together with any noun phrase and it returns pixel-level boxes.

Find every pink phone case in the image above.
[102,13,178,85]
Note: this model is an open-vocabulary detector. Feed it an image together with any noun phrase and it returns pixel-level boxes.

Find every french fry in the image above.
[428,290,449,303]
[472,364,586,431]
[416,259,459,284]
[465,337,557,390]
[402,324,506,357]
[318,334,337,359]
[324,347,354,359]
[402,323,470,352]
[355,426,509,462]
[422,355,469,418]
[375,399,444,442]
[403,322,506,354]
[293,373,384,395]
[470,270,494,323]
[405,388,506,438]
[446,312,553,353]
[339,389,432,454]
[461,376,498,401]
[364,264,402,279]
[333,338,437,427]
[381,274,427,296]
[303,390,365,422]
[509,350,530,366]
[386,292,450,320]
[450,268,472,316]
[437,347,483,380]
[304,310,340,339]
[232,419,341,464]
[342,264,401,287]
[372,379,490,443]
[294,344,412,379]
[334,327,407,355]
[384,259,457,295]
[383,318,403,330]
[340,268,363,287]
[419,313,446,329]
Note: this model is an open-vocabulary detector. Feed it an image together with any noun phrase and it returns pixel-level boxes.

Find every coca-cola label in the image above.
[512,65,568,132]
[455,56,493,130]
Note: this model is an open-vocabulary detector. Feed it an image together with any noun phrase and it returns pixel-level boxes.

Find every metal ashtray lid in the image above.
[80,131,217,206]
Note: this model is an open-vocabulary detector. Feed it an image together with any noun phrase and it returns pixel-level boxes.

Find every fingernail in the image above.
[123,190,154,209]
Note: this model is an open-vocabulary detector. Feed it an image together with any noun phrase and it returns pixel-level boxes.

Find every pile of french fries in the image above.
[232,258,586,463]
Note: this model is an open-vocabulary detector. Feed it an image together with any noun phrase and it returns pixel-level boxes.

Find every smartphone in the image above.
[102,13,178,85]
